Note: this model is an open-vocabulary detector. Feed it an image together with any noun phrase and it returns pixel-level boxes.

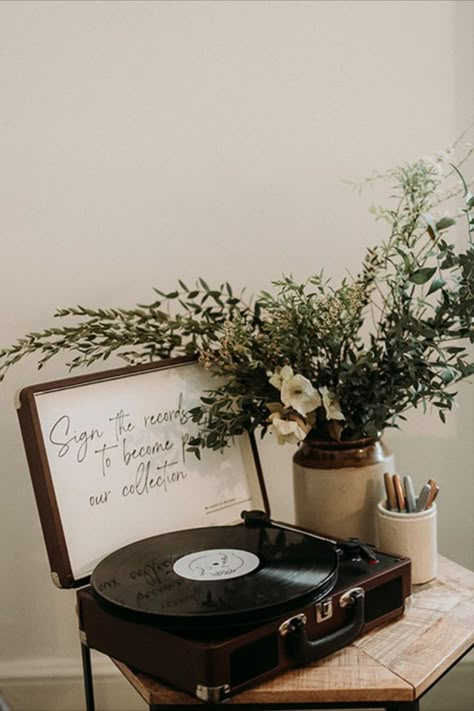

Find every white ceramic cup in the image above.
[376,500,438,585]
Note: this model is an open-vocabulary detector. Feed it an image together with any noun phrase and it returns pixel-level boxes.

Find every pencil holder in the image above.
[376,500,438,584]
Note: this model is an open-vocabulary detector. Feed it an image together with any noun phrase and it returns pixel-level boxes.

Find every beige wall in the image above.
[0,0,473,706]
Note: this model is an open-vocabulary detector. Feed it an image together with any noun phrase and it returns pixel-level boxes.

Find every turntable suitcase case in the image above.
[77,542,410,702]
[17,356,411,704]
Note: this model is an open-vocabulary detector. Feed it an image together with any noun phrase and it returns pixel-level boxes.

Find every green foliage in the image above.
[1,146,473,451]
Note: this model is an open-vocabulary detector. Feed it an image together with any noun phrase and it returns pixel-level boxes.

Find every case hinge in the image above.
[195,683,230,703]
[79,629,88,646]
[50,571,63,588]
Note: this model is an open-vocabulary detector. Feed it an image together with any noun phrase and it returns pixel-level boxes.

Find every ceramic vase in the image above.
[293,435,395,544]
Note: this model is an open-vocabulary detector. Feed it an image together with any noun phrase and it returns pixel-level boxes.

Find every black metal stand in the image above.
[80,642,95,711]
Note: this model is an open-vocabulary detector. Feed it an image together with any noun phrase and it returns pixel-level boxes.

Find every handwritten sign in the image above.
[18,359,265,585]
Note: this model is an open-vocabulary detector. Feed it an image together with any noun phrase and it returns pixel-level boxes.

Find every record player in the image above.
[17,356,411,704]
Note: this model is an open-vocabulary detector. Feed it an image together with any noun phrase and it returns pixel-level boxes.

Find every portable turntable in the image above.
[17,356,411,704]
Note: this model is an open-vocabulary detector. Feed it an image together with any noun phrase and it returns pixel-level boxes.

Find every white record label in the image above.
[173,548,260,581]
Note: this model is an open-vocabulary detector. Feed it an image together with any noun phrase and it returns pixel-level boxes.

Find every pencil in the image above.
[393,474,406,512]
[415,484,431,512]
[403,475,417,513]
[384,472,398,510]
[425,481,439,510]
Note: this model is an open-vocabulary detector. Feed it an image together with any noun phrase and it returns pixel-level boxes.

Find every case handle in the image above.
[283,587,365,664]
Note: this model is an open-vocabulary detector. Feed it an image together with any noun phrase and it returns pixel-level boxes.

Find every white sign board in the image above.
[18,359,265,586]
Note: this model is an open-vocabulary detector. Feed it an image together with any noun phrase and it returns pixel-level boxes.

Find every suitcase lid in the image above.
[17,355,269,588]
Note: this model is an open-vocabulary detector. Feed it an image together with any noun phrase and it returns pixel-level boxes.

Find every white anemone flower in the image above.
[269,413,309,445]
[320,386,345,421]
[268,365,294,391]
[281,374,321,416]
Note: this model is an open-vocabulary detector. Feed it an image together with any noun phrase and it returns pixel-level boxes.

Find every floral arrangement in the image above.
[1,146,473,455]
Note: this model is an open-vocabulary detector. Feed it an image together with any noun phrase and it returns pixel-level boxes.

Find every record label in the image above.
[173,548,260,581]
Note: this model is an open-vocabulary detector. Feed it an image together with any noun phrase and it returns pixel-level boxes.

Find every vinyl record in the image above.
[91,524,339,630]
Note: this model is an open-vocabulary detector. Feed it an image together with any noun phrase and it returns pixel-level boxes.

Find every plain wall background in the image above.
[0,0,473,703]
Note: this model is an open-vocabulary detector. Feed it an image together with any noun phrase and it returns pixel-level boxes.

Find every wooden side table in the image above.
[81,556,474,710]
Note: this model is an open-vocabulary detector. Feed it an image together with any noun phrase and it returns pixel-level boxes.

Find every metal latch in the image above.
[315,597,333,622]
[195,683,231,703]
